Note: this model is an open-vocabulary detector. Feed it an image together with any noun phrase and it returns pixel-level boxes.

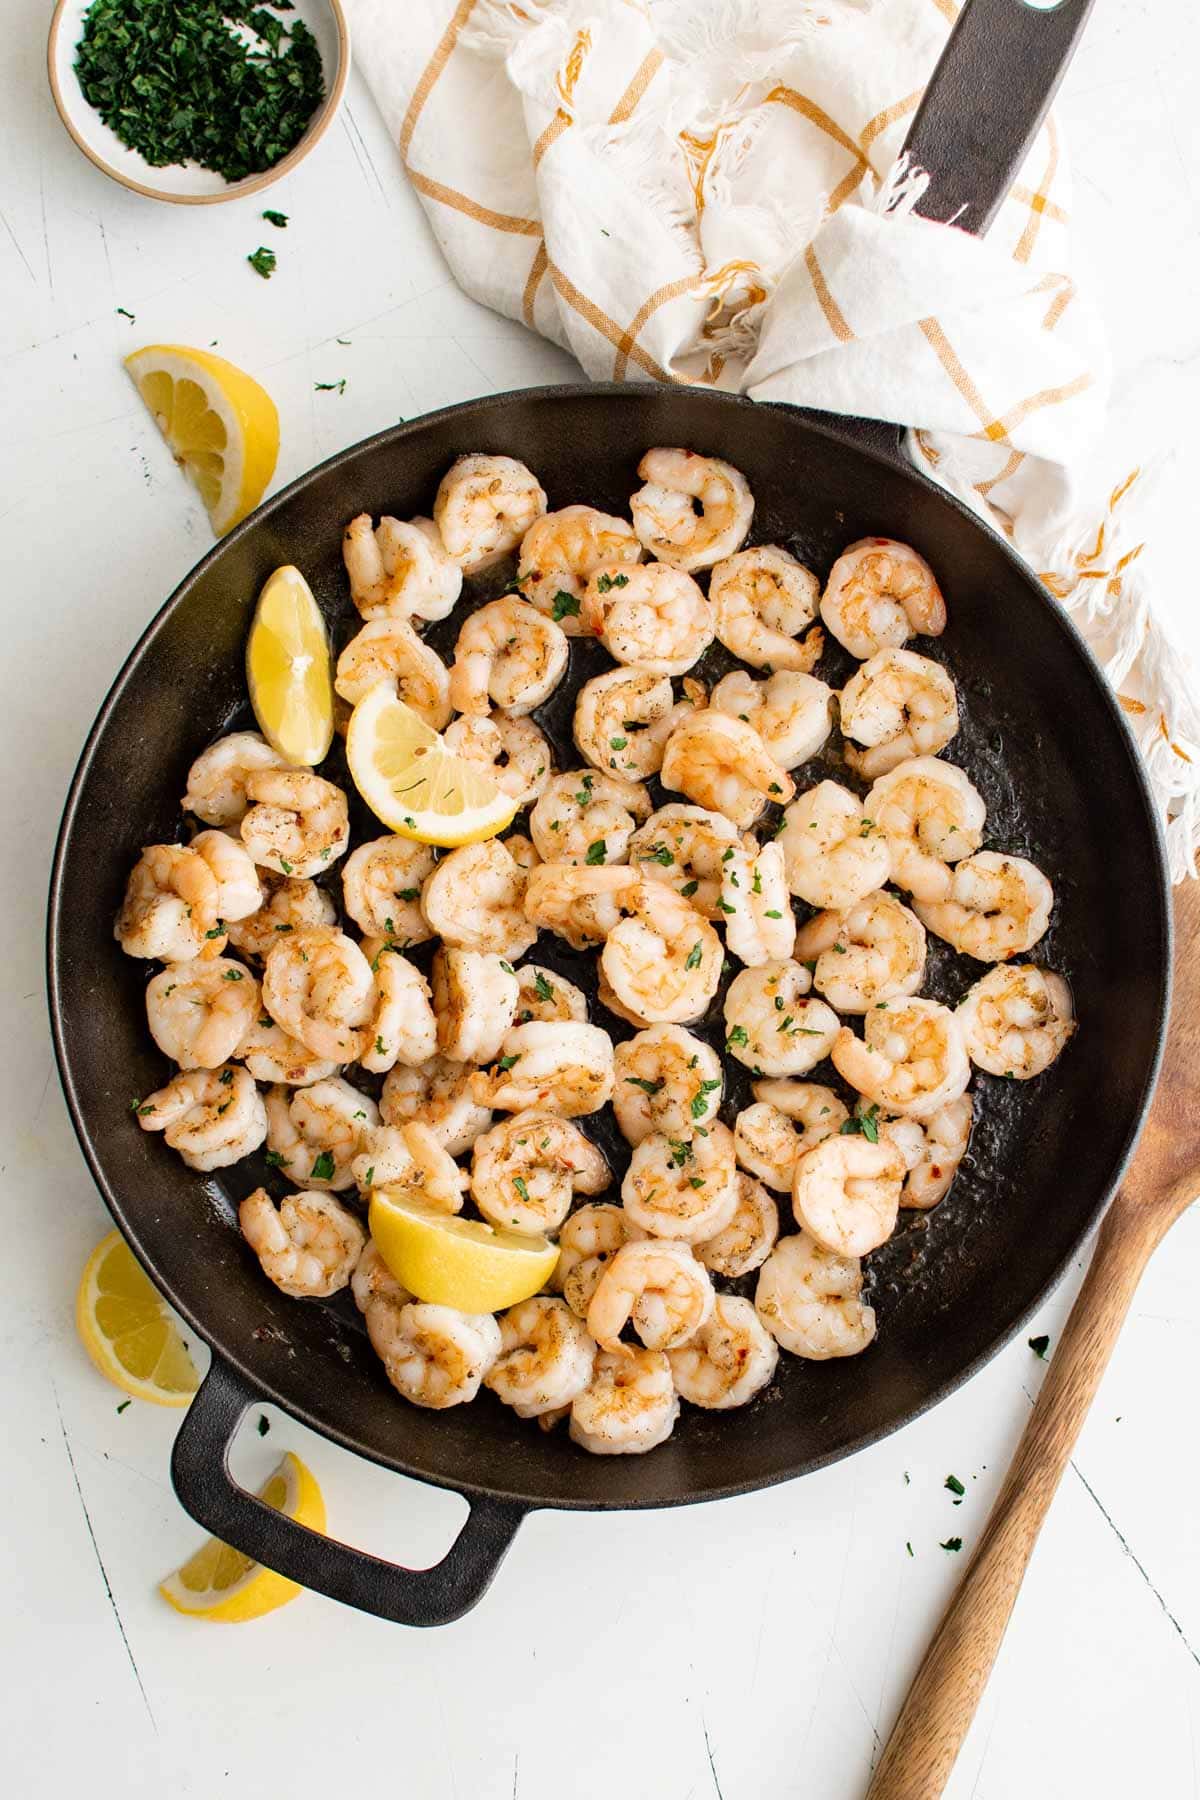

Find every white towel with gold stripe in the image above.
[344,0,1199,875]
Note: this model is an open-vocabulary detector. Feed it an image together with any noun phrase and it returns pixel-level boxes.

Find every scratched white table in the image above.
[3,3,1199,1795]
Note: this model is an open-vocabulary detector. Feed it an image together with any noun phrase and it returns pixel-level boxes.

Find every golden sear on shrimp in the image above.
[443,713,553,809]
[470,1108,609,1234]
[516,505,641,631]
[820,537,946,660]
[621,1121,740,1242]
[334,618,452,727]
[136,1065,268,1170]
[709,668,834,771]
[421,838,537,959]
[612,1024,723,1145]
[182,730,287,827]
[914,852,1054,962]
[709,544,821,670]
[794,890,926,1012]
[839,648,958,779]
[832,996,970,1119]
[582,561,715,676]
[341,513,462,623]
[660,711,794,830]
[448,596,568,717]
[434,453,547,574]
[957,964,1074,1076]
[226,872,337,960]
[146,955,260,1069]
[264,1076,380,1190]
[529,769,651,866]
[627,803,740,920]
[629,448,754,571]
[755,1232,876,1360]
[240,769,351,879]
[239,1188,365,1299]
[573,667,698,782]
[601,878,724,1026]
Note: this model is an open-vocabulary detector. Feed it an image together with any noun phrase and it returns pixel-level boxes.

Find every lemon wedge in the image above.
[246,565,335,765]
[159,1452,326,1623]
[370,1191,558,1312]
[75,1229,200,1408]
[346,682,518,846]
[125,344,279,535]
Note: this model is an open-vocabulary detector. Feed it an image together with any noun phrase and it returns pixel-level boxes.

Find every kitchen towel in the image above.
[344,0,1199,876]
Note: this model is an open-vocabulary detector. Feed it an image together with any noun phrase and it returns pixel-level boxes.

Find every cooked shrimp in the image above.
[226,873,337,960]
[360,951,438,1073]
[523,861,638,950]
[240,769,350,879]
[881,1092,974,1209]
[621,1121,739,1242]
[513,962,588,1026]
[957,964,1073,1077]
[351,1238,410,1314]
[340,838,435,944]
[629,448,753,571]
[601,879,723,1026]
[430,947,519,1063]
[581,562,714,675]
[516,505,641,631]
[334,618,452,727]
[367,1300,502,1408]
[554,1204,645,1318]
[115,843,223,962]
[236,1014,338,1086]
[832,997,970,1118]
[470,1109,609,1234]
[189,829,263,924]
[867,757,986,903]
[442,713,553,808]
[264,1077,380,1190]
[182,731,287,826]
[791,1133,905,1257]
[840,648,958,778]
[733,1085,848,1191]
[660,711,794,830]
[355,1120,468,1213]
[627,804,740,919]
[434,454,547,574]
[915,852,1054,962]
[573,667,691,781]
[503,832,540,872]
[341,513,462,622]
[820,538,946,659]
[794,890,926,1012]
[695,1173,780,1277]
[146,956,260,1069]
[421,838,537,959]
[723,962,839,1077]
[448,597,568,717]
[136,1065,267,1170]
[262,926,374,1062]
[569,1346,679,1454]
[720,839,796,967]
[239,1188,364,1300]
[485,1298,597,1417]
[529,769,651,866]
[777,780,891,910]
[709,668,834,770]
[669,1295,779,1409]
[381,1055,493,1155]
[472,1021,615,1117]
[612,1024,723,1145]
[587,1238,715,1351]
[755,1232,876,1359]
[709,544,822,670]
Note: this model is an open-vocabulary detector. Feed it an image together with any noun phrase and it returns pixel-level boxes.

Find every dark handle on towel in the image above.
[904,0,1096,233]
[172,1358,526,1626]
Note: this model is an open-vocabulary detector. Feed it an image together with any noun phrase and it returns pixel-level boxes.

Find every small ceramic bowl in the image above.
[47,0,349,205]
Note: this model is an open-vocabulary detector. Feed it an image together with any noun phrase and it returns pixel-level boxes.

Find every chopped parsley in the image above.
[264,1149,286,1168]
[375,1036,386,1056]
[752,868,762,895]
[666,1138,692,1168]
[115,306,135,322]
[609,736,627,751]
[363,1167,375,1187]
[257,1414,271,1435]
[690,1079,722,1118]
[595,572,629,594]
[278,857,292,874]
[534,972,555,1003]
[248,246,277,280]
[840,1104,881,1143]
[551,590,581,622]
[625,1076,665,1096]
[497,1053,521,1072]
[262,209,288,228]
[717,899,736,915]
[585,839,608,866]
[310,1150,335,1182]
[222,968,244,981]
[73,0,326,184]
[939,1537,963,1553]
[204,920,225,939]
[513,1176,531,1203]
[684,941,703,970]
[726,1024,749,1049]
[315,378,346,395]
[642,844,674,867]
[905,1541,913,1557]
[764,909,783,920]
[116,1399,132,1415]
[680,879,699,898]
[945,1474,966,1502]
[1028,1334,1050,1360]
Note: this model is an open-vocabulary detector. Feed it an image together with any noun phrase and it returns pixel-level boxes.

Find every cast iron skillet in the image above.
[50,0,1168,1627]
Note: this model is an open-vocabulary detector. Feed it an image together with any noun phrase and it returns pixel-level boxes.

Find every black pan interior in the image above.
[48,385,1169,1510]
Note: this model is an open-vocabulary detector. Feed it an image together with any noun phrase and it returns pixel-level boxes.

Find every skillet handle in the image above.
[171,1357,526,1627]
[903,0,1096,234]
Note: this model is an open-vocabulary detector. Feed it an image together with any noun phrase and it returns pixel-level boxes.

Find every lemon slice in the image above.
[159,1452,326,1623]
[125,344,279,535]
[370,1191,558,1312]
[346,682,518,846]
[75,1230,200,1408]
[246,565,335,765]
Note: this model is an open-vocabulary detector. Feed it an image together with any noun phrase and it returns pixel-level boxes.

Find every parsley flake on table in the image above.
[940,1537,963,1553]
[115,306,135,322]
[1028,1333,1051,1359]
[248,246,277,280]
[315,378,346,394]
[257,1414,271,1436]
[945,1474,966,1503]
[262,209,288,228]
[73,0,326,184]
[116,1399,132,1414]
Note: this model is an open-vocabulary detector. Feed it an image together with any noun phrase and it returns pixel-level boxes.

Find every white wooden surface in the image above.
[3,3,1198,1795]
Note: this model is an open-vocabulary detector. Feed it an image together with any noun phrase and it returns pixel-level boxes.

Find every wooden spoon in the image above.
[867,875,1195,1800]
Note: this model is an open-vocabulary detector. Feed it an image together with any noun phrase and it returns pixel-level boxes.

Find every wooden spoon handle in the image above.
[867,1197,1167,1800]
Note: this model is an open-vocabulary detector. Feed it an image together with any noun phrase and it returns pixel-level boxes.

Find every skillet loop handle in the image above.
[171,1358,526,1627]
[903,0,1097,234]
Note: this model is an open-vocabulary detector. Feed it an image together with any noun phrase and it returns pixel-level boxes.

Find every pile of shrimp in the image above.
[117,448,1076,1456]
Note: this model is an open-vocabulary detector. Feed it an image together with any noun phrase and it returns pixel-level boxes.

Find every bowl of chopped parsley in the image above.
[48,0,348,204]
